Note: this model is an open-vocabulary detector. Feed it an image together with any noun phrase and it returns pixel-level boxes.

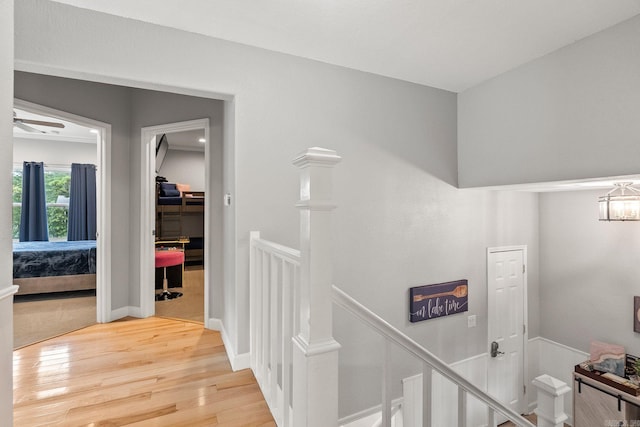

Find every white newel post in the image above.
[292,147,342,427]
[532,374,571,427]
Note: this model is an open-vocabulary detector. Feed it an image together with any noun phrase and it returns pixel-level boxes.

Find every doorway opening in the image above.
[140,119,210,323]
[12,99,111,348]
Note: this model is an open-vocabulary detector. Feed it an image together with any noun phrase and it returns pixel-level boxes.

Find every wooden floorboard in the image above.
[13,316,275,427]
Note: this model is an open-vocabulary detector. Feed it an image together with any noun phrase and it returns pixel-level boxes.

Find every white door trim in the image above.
[14,98,112,323]
[487,245,528,415]
[139,118,210,321]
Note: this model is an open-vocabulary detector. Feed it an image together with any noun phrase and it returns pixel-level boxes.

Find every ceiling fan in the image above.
[13,111,65,133]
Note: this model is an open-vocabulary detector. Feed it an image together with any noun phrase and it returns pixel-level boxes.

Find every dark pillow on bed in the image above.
[160,183,180,197]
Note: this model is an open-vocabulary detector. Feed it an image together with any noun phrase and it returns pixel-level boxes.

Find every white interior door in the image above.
[487,247,527,423]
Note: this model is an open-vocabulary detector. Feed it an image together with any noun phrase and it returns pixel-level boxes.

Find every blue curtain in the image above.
[68,163,97,241]
[19,162,49,242]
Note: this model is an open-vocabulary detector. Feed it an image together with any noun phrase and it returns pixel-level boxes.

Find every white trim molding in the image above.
[0,285,19,301]
[110,306,142,321]
[209,317,250,371]
[139,118,210,320]
[14,99,112,324]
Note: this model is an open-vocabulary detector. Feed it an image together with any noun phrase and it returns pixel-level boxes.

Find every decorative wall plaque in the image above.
[409,279,468,323]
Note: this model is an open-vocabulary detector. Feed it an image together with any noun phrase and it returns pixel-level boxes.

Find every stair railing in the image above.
[332,285,536,427]
[249,146,535,427]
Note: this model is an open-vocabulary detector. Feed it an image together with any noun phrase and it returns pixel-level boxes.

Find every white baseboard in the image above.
[0,285,19,302]
[110,305,141,321]
[208,317,250,371]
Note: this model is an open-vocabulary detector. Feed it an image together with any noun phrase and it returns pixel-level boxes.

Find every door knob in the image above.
[490,341,504,358]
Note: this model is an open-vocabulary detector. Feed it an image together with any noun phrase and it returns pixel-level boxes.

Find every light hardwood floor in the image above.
[13,316,275,426]
[155,266,204,323]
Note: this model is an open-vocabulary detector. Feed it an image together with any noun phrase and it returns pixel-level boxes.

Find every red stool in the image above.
[155,249,185,301]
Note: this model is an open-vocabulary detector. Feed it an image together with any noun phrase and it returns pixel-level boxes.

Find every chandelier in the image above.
[599,182,640,221]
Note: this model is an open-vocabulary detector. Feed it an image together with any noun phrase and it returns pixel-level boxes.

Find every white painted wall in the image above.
[458,15,640,187]
[157,149,205,191]
[13,0,539,418]
[539,189,640,355]
[0,0,13,424]
[13,137,97,166]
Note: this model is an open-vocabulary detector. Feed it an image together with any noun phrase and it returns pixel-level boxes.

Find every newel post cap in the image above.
[532,374,571,396]
[292,147,341,168]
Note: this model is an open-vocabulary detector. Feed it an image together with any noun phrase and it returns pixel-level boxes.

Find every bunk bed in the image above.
[156,182,204,264]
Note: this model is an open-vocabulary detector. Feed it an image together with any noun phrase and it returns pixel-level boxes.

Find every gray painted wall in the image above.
[540,190,640,355]
[14,71,133,309]
[158,150,205,191]
[129,88,223,315]
[14,0,540,416]
[14,72,225,313]
[458,14,640,188]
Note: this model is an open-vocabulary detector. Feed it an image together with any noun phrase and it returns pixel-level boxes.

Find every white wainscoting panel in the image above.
[526,337,540,413]
[399,353,490,427]
[339,397,403,427]
[529,337,588,426]
[341,338,588,427]
[402,374,422,427]
[433,353,489,427]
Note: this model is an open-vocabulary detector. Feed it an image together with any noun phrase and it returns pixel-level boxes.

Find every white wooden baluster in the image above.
[249,232,259,377]
[261,249,270,398]
[382,340,392,427]
[458,386,467,427]
[292,147,341,427]
[281,260,294,427]
[269,254,279,417]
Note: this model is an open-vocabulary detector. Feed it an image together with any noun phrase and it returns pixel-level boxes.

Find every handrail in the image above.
[331,285,536,427]
[251,237,301,265]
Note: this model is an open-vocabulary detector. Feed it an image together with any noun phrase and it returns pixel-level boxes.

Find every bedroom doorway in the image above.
[140,119,210,324]
[11,99,111,348]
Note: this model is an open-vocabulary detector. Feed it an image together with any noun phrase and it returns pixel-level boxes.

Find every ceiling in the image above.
[50,0,640,92]
[13,108,205,150]
[162,129,206,152]
[13,108,97,143]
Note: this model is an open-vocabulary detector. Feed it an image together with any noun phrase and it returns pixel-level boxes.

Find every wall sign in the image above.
[634,296,640,333]
[409,279,468,323]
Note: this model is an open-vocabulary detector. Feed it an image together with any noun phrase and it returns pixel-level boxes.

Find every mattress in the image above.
[158,196,182,205]
[13,240,97,278]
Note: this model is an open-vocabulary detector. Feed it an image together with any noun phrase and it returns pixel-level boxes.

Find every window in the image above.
[12,166,71,241]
